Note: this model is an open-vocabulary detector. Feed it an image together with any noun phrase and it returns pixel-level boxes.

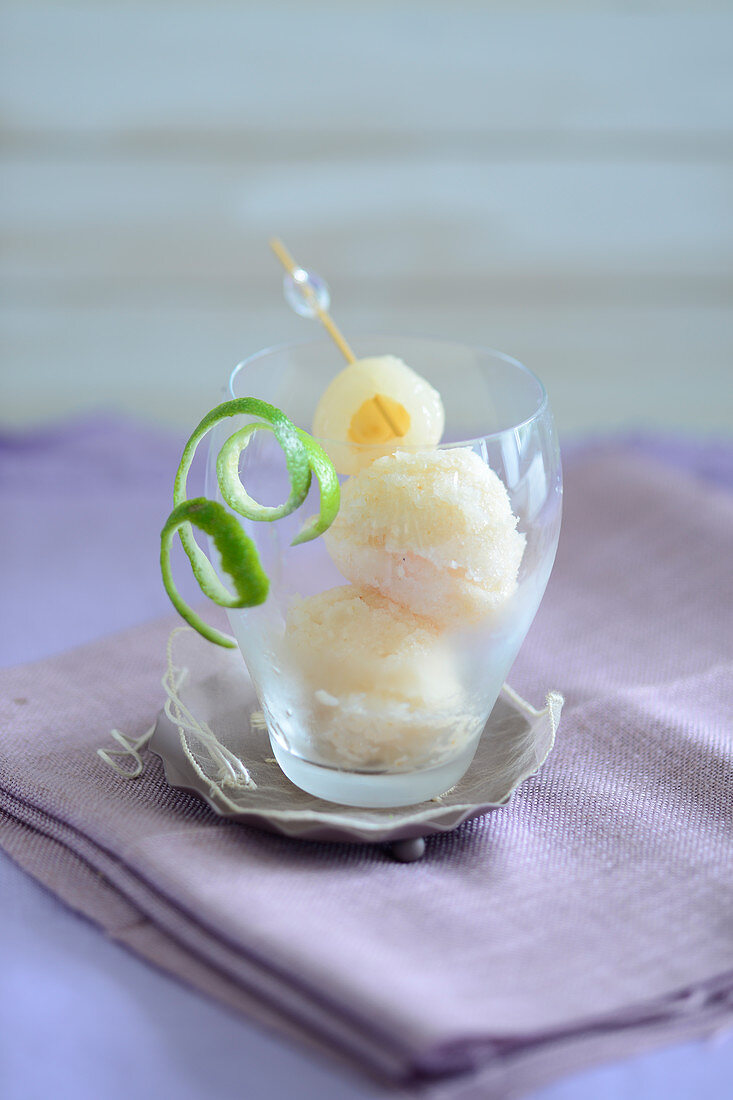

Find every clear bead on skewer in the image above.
[270,238,355,362]
[283,268,331,318]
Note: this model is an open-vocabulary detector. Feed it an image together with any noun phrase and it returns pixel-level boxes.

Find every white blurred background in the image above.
[2,1,732,438]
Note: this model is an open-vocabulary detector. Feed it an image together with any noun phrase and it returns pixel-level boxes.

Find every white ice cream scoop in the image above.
[283,585,470,769]
[324,448,526,628]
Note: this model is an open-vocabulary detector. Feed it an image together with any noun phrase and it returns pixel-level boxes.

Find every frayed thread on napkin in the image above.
[98,627,257,806]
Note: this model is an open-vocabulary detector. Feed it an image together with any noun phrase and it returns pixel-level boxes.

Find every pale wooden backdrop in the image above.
[2,2,732,437]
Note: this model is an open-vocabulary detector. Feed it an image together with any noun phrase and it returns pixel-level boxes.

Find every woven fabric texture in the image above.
[1,437,732,1099]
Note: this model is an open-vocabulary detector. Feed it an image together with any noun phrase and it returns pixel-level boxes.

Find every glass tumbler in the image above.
[205,336,562,808]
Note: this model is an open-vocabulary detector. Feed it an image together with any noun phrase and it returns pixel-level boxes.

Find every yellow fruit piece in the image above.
[348,393,411,444]
[312,355,445,474]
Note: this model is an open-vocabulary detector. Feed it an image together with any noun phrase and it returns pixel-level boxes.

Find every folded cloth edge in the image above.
[1,776,732,1095]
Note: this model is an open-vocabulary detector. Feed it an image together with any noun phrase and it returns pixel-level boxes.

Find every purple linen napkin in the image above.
[0,415,194,666]
[1,431,733,1099]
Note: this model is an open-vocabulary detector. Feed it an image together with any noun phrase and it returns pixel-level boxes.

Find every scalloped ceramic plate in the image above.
[149,639,562,855]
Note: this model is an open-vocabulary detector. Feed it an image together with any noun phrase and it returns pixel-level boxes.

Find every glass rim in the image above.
[226,332,550,448]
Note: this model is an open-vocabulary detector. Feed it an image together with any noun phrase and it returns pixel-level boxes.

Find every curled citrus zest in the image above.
[291,430,341,545]
[217,423,340,546]
[217,421,310,523]
[161,498,269,648]
[161,397,341,648]
[173,399,311,595]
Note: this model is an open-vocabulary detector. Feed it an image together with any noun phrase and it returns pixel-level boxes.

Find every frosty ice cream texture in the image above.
[324,447,525,628]
[282,353,525,768]
[284,586,467,767]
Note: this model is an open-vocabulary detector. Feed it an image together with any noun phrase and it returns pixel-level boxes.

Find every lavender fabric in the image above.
[1,421,733,1099]
[0,415,200,667]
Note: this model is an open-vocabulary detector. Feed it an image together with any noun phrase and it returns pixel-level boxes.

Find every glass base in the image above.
[270,736,479,808]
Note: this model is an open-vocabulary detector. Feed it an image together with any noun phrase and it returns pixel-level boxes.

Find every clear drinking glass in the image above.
[205,335,561,808]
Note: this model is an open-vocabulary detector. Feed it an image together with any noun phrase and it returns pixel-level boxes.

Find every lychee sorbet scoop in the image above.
[283,585,469,769]
[324,448,526,628]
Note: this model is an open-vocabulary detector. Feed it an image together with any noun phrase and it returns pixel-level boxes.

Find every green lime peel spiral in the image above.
[160,397,340,648]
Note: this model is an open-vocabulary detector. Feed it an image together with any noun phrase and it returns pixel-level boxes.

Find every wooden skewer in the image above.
[269,238,356,364]
[269,238,407,439]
